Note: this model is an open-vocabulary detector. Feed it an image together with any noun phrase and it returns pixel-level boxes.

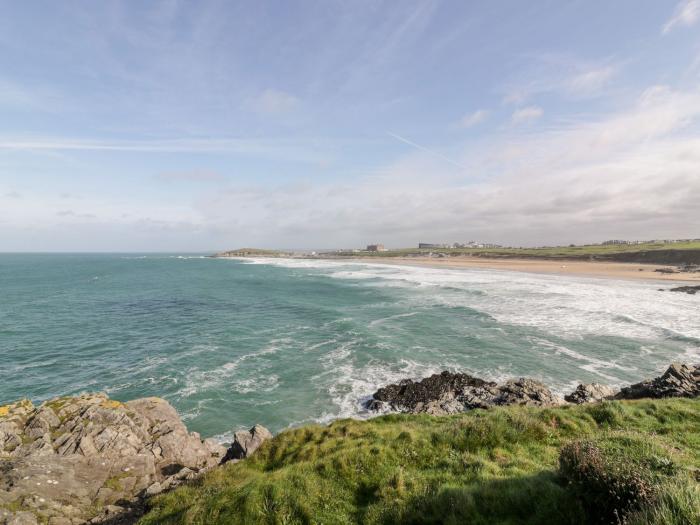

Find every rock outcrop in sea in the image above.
[564,383,616,404]
[366,371,560,415]
[0,393,270,525]
[365,363,700,415]
[615,363,700,399]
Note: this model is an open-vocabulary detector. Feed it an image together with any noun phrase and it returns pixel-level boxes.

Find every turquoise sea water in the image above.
[1,254,698,439]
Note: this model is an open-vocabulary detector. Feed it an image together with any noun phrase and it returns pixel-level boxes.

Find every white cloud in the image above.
[663,0,700,34]
[459,109,488,128]
[4,84,700,249]
[567,65,616,95]
[511,106,543,124]
[185,84,700,248]
[248,88,300,114]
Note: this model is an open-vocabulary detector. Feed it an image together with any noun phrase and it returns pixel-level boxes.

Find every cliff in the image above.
[0,394,268,525]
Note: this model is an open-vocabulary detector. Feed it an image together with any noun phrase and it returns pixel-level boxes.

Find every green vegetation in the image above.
[141,398,700,524]
[215,248,293,257]
[341,241,700,259]
[104,471,131,491]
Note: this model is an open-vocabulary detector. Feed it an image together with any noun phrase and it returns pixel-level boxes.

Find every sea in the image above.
[1,254,698,441]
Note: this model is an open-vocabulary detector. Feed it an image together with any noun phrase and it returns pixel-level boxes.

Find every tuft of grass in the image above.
[140,398,700,525]
[626,481,700,525]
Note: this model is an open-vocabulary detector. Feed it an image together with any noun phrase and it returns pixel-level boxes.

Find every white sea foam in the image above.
[243,258,700,341]
[368,311,419,327]
[233,257,699,423]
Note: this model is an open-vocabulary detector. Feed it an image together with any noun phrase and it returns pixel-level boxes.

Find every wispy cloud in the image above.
[567,65,616,95]
[386,132,466,169]
[247,89,300,114]
[663,0,700,34]
[503,58,619,103]
[511,106,543,124]
[56,209,96,219]
[156,170,226,183]
[459,109,488,128]
[0,136,328,164]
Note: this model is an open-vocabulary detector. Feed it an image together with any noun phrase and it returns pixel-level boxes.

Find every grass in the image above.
[339,241,700,259]
[216,248,293,257]
[140,398,700,525]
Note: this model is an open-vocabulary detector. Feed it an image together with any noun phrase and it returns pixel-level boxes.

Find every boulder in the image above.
[494,378,559,407]
[668,285,700,294]
[0,393,224,524]
[222,424,272,462]
[365,371,560,414]
[369,371,498,413]
[3,512,38,525]
[616,363,700,400]
[565,383,616,404]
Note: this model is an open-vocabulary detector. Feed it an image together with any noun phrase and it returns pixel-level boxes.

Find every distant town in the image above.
[360,238,700,253]
[214,238,700,260]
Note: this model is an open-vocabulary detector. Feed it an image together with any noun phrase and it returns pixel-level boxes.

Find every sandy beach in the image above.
[351,256,700,283]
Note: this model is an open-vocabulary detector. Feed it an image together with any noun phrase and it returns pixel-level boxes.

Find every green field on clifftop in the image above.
[141,398,700,525]
[343,241,700,259]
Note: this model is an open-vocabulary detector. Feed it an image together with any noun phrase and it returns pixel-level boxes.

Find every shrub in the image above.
[559,435,679,523]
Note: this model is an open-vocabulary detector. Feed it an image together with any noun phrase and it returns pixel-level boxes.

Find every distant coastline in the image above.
[346,256,700,283]
[212,243,700,283]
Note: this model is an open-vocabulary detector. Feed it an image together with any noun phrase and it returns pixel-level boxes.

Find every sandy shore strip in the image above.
[346,256,700,283]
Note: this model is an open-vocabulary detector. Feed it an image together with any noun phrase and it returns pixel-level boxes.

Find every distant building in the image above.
[452,241,502,249]
[366,244,386,252]
[418,242,450,249]
[602,240,631,245]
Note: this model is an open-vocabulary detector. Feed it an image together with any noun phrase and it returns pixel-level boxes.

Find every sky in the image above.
[1,0,700,251]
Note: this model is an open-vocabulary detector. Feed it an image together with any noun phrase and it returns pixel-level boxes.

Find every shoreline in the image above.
[334,255,700,283]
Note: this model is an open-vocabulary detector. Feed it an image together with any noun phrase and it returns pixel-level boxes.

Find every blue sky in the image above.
[1,0,699,251]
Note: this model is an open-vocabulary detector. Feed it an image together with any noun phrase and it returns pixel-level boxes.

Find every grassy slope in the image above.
[342,241,700,259]
[141,398,700,524]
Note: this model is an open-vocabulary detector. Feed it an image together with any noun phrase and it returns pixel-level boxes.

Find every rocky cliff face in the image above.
[0,393,230,525]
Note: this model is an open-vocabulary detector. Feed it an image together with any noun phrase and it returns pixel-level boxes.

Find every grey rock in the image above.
[668,285,700,294]
[366,363,700,417]
[223,424,272,462]
[5,512,38,525]
[616,363,700,399]
[0,393,224,525]
[369,371,497,413]
[144,481,163,497]
[565,383,616,404]
[47,518,72,525]
[366,371,560,414]
[494,378,558,407]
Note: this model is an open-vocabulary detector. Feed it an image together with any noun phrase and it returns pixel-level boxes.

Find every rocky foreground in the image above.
[0,394,270,525]
[365,363,700,415]
[1,364,699,524]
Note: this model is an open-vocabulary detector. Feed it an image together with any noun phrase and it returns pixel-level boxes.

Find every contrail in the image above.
[386,131,466,169]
